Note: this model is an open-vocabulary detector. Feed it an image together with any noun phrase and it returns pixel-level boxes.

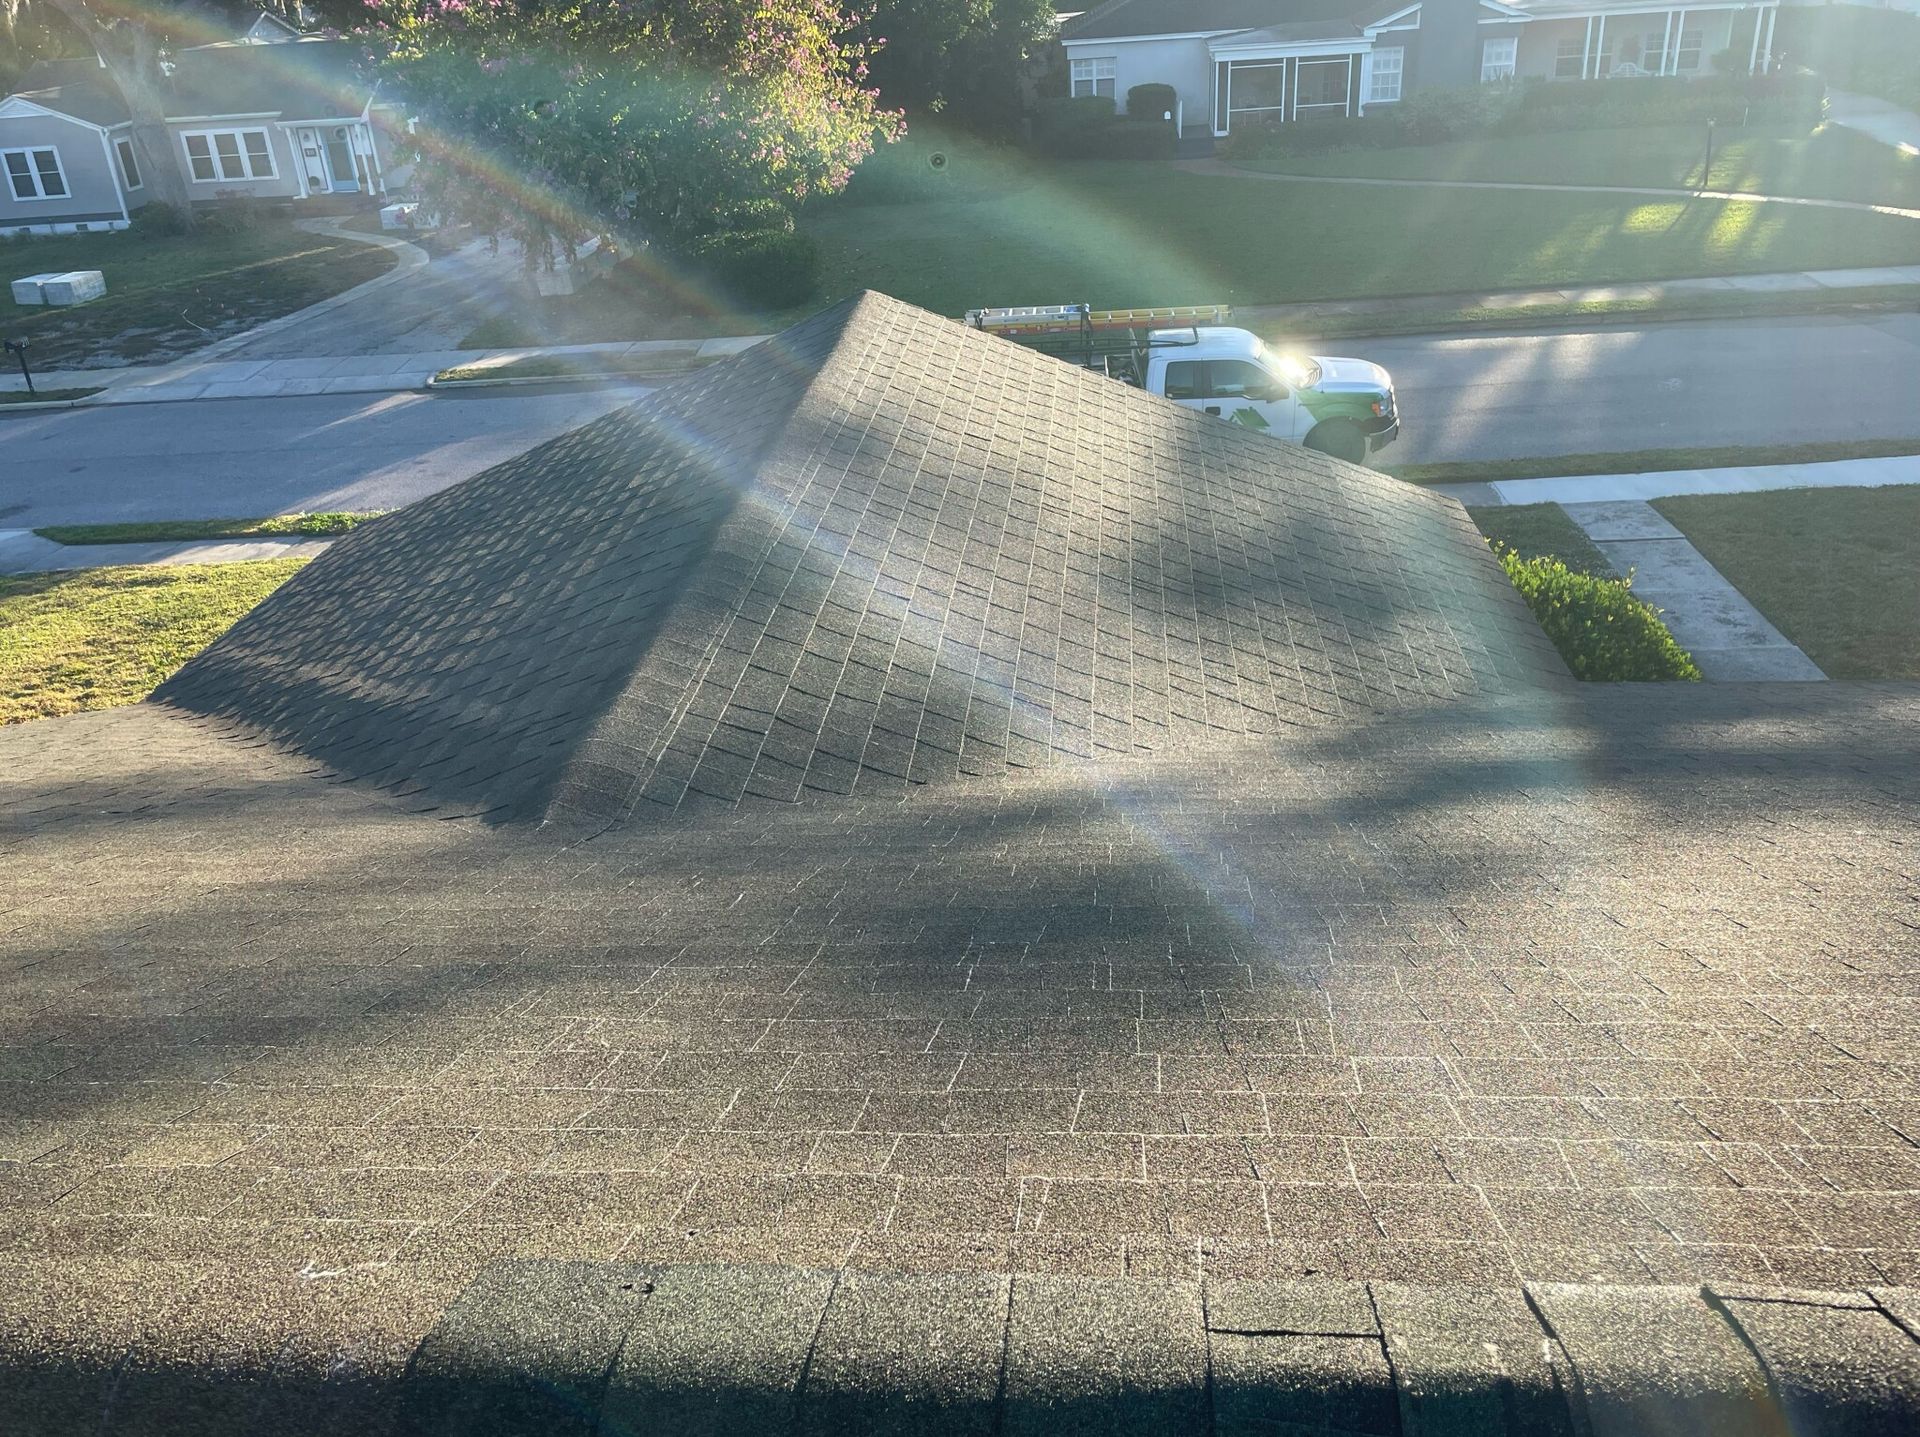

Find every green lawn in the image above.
[1393,437,1920,486]
[0,559,307,724]
[1652,485,1920,678]
[34,513,377,545]
[797,152,1920,316]
[1242,124,1920,209]
[1,224,394,368]
[0,386,100,405]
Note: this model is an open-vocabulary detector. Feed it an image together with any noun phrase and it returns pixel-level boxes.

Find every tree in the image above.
[858,0,1055,132]
[1,0,216,222]
[360,0,902,267]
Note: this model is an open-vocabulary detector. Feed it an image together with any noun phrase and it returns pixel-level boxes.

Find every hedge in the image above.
[1498,551,1701,682]
[1035,93,1175,159]
[1224,73,1824,161]
[1126,83,1177,120]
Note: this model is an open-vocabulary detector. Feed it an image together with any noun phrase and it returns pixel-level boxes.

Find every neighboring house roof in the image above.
[1064,0,1384,41]
[10,58,130,127]
[154,291,1564,823]
[168,38,374,121]
[1,38,374,128]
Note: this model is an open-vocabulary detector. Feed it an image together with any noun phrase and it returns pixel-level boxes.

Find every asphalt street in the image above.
[5,312,1920,528]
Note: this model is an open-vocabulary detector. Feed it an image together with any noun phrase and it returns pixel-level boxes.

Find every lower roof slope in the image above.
[157,291,1561,825]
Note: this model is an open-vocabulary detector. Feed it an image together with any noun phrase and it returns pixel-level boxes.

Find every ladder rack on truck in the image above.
[964,303,1231,380]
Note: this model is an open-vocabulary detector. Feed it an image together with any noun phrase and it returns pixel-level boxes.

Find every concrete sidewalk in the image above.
[6,335,767,405]
[0,529,334,576]
[1563,500,1824,682]
[1431,452,1920,507]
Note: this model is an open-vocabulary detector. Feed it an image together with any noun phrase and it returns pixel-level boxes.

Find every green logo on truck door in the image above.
[1229,407,1270,431]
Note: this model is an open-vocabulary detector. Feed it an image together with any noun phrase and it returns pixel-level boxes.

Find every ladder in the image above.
[964,303,1232,374]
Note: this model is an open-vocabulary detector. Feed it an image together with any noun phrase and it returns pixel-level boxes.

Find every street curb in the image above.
[0,393,103,414]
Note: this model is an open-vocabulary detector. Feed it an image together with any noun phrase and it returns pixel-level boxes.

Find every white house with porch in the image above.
[1060,0,1784,140]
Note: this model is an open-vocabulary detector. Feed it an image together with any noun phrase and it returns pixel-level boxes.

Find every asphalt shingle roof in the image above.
[1064,0,1386,42]
[3,292,1919,1432]
[11,59,130,127]
[157,292,1562,825]
[5,40,372,126]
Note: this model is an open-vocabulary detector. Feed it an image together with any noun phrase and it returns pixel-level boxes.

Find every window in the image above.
[1229,62,1287,115]
[182,128,276,182]
[1069,56,1116,100]
[1206,360,1285,402]
[115,137,142,190]
[3,147,68,201]
[1674,28,1704,72]
[1481,36,1518,82]
[1294,57,1351,112]
[1163,361,1204,401]
[1368,47,1404,104]
[1555,36,1585,79]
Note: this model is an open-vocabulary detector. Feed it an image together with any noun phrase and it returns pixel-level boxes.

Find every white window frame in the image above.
[114,136,143,191]
[1674,27,1704,73]
[1481,36,1518,83]
[181,127,277,183]
[3,146,70,202]
[1293,56,1353,115]
[1228,61,1289,118]
[1368,46,1404,104]
[1554,36,1585,79]
[1069,56,1117,100]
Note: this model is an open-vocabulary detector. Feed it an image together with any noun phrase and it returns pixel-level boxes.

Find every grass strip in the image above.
[1467,503,1612,577]
[1652,484,1920,679]
[35,513,379,545]
[0,387,102,406]
[0,558,308,724]
[1393,437,1920,486]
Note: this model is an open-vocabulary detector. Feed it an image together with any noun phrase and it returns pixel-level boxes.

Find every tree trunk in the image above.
[38,0,197,227]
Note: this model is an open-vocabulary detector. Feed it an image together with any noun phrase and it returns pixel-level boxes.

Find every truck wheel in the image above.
[1304,421,1368,465]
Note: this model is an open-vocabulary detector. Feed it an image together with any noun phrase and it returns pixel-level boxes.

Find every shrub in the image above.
[685,227,819,310]
[1498,550,1701,682]
[130,201,189,237]
[195,202,273,236]
[1125,83,1177,120]
[1034,93,1117,153]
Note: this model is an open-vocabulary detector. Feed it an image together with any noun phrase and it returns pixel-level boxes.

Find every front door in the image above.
[1162,358,1301,438]
[324,128,358,192]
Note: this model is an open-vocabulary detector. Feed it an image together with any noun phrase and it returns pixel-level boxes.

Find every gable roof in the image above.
[167,38,373,121]
[1064,0,1385,41]
[154,291,1563,825]
[9,58,129,127]
[3,38,371,126]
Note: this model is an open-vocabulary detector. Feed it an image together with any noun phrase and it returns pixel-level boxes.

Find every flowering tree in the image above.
[363,0,902,267]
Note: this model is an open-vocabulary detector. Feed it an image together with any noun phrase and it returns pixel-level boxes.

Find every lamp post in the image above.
[4,339,32,395]
[1702,118,1716,192]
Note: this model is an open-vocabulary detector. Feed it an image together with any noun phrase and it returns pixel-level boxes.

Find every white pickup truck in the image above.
[966,304,1398,464]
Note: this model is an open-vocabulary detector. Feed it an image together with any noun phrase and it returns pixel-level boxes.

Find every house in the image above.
[1060,0,1785,138]
[3,289,1919,1430]
[0,21,399,237]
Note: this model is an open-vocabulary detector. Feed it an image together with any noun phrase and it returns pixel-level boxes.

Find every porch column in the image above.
[1660,10,1676,75]
[1582,15,1595,78]
[1595,14,1607,77]
[1748,5,1763,74]
[1762,5,1776,72]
